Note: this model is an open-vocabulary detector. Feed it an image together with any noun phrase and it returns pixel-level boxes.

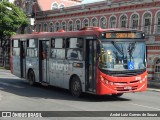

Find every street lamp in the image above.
[5,6,21,18]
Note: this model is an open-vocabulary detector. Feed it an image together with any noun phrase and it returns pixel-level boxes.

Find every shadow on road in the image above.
[0,78,131,102]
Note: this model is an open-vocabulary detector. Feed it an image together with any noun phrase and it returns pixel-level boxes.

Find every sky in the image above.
[9,0,14,3]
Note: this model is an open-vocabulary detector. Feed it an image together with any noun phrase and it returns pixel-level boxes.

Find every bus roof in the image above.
[11,27,143,39]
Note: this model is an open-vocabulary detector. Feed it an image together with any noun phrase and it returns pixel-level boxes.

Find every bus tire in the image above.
[112,93,123,97]
[70,76,82,97]
[28,70,35,86]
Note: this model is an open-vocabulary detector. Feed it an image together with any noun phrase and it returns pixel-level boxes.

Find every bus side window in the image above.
[66,38,83,60]
[51,38,65,59]
[51,38,55,48]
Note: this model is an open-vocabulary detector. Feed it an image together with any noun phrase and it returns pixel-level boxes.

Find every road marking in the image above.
[129,103,160,111]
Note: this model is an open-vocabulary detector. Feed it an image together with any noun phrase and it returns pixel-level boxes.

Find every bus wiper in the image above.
[128,42,136,61]
[111,41,124,55]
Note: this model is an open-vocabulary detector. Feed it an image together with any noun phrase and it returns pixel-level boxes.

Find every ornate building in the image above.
[15,0,160,82]
[13,0,82,33]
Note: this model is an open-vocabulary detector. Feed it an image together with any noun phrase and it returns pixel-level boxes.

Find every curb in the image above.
[147,88,160,92]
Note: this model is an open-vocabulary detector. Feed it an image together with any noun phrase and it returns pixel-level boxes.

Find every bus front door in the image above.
[39,40,50,84]
[20,41,26,78]
[86,40,96,92]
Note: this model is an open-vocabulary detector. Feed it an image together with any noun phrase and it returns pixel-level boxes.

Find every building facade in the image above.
[15,0,160,81]
[13,0,82,33]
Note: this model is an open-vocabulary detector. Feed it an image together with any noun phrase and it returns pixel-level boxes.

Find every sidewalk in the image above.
[147,80,160,92]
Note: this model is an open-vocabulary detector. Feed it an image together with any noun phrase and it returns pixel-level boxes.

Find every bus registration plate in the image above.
[124,86,132,90]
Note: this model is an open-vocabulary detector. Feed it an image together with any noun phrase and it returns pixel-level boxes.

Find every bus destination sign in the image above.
[103,32,144,39]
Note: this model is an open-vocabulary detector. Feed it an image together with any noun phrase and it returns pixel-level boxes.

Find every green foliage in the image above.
[0,1,29,40]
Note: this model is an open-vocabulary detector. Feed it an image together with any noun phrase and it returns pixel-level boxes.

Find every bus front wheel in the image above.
[70,76,82,97]
[28,70,35,86]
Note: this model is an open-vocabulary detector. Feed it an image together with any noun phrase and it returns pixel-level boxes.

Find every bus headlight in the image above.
[106,80,109,84]
[110,82,114,85]
[100,75,104,81]
[100,75,114,85]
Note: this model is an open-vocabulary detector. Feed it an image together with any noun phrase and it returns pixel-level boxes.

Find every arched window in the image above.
[38,24,42,32]
[110,16,116,28]
[75,20,81,30]
[49,23,54,32]
[99,17,107,29]
[91,17,98,27]
[55,22,60,31]
[154,58,160,79]
[68,21,73,31]
[120,15,127,28]
[131,14,139,29]
[52,3,58,10]
[59,4,65,8]
[156,12,160,34]
[83,19,89,27]
[143,13,151,34]
[43,23,47,32]
[62,21,66,30]
[35,24,38,32]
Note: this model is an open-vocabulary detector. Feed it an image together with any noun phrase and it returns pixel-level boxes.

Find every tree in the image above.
[0,1,29,68]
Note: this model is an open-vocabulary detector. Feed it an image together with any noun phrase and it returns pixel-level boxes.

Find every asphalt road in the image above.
[0,69,160,120]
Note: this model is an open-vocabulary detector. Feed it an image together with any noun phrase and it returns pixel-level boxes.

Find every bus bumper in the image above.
[96,75,148,95]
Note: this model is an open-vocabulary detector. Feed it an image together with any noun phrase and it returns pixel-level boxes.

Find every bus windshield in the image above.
[98,41,146,71]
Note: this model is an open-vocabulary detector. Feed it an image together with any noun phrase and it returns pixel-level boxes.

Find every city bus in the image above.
[10,27,147,97]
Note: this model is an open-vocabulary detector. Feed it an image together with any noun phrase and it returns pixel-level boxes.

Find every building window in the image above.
[52,3,58,10]
[99,17,107,29]
[43,23,47,32]
[120,15,127,28]
[156,12,160,34]
[91,17,98,27]
[75,20,81,30]
[38,24,42,32]
[62,21,66,31]
[68,21,73,31]
[110,16,116,28]
[35,24,38,32]
[59,4,65,8]
[154,58,160,79]
[143,13,151,35]
[83,19,89,27]
[131,14,139,29]
[55,22,60,31]
[49,23,54,32]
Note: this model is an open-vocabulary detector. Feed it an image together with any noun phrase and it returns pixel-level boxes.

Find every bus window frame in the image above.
[50,37,66,60]
[12,39,20,56]
[66,37,84,61]
[26,38,38,58]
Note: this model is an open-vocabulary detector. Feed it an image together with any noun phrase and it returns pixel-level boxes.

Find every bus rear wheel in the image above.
[70,76,82,97]
[28,70,35,86]
[112,93,123,97]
